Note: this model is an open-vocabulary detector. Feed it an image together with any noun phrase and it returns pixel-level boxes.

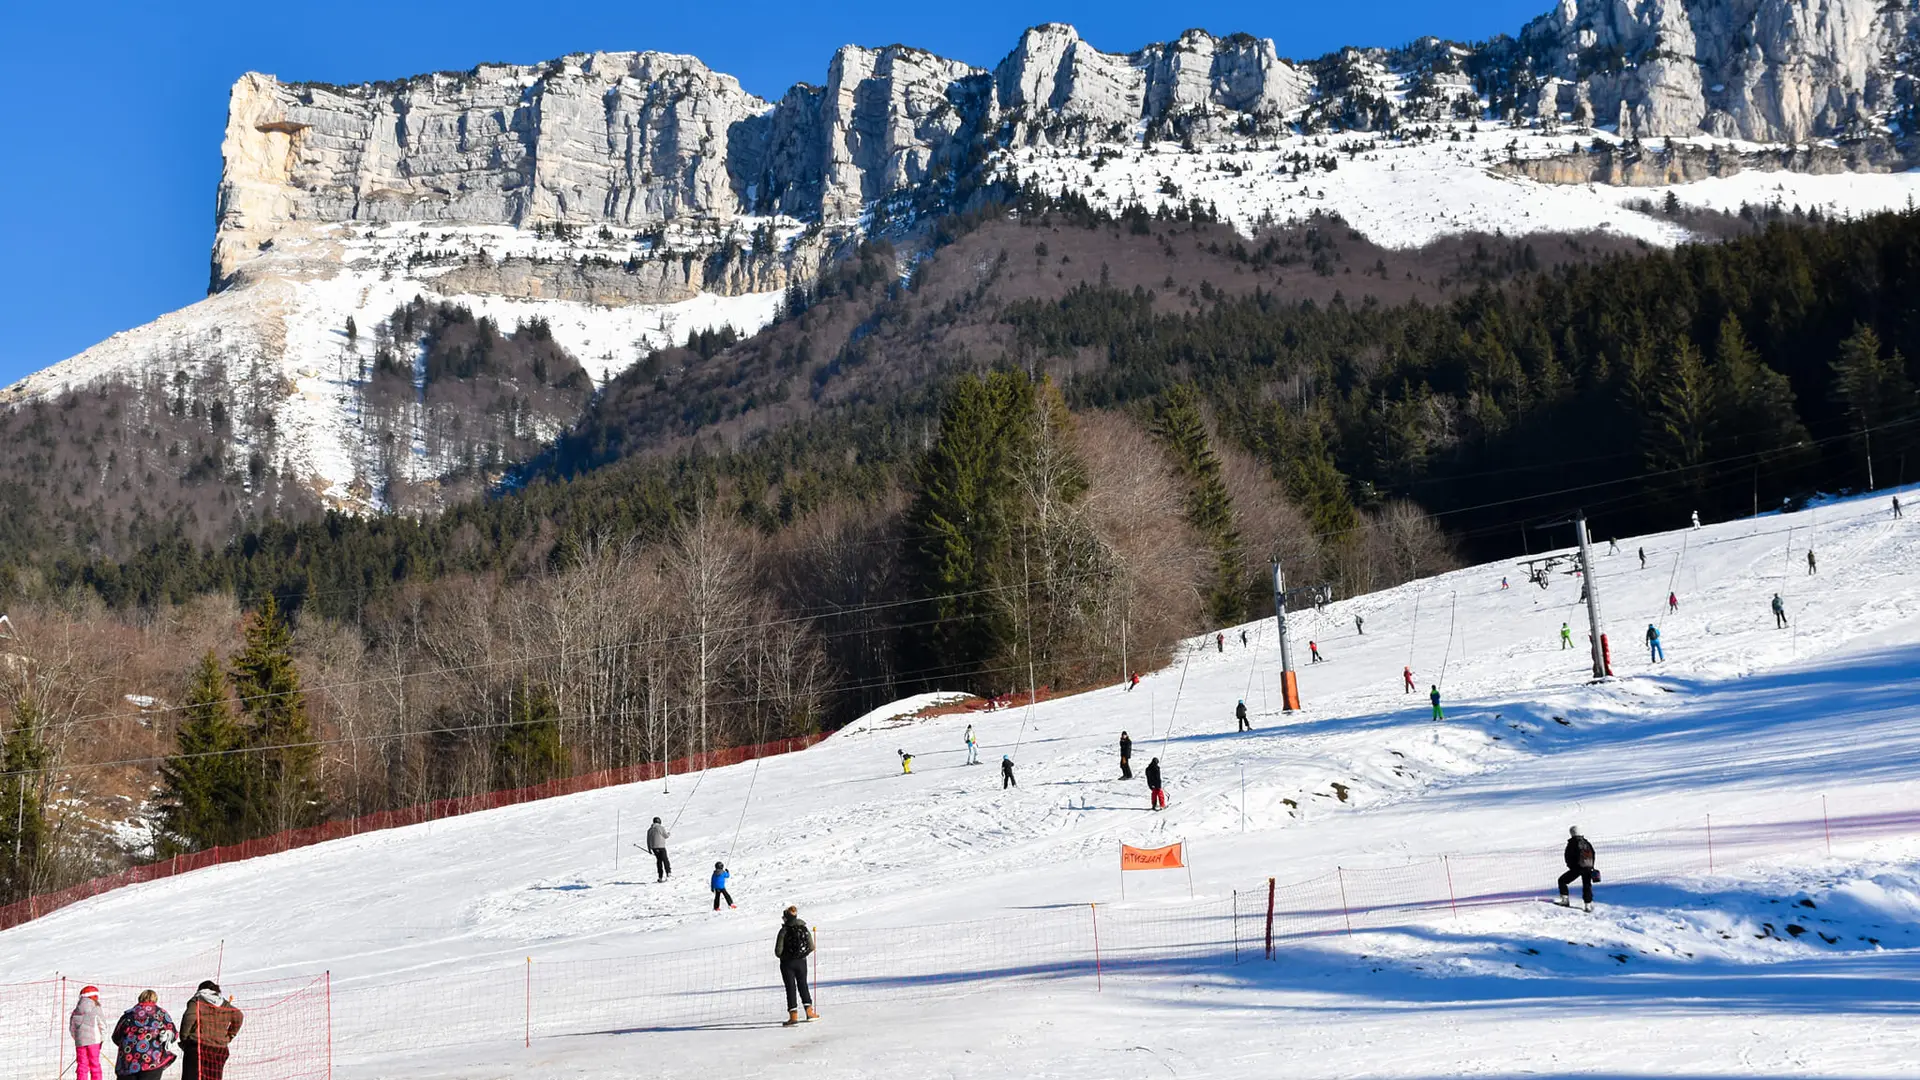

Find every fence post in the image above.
[324,971,334,1080]
[1090,903,1103,992]
[1233,890,1239,964]
[524,957,532,1048]
[1444,856,1459,917]
[1264,877,1275,960]
[1337,868,1354,935]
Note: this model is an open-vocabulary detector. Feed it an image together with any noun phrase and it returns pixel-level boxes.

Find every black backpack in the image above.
[782,919,813,959]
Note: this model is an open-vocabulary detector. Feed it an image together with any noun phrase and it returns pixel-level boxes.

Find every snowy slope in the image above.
[3,489,1919,1077]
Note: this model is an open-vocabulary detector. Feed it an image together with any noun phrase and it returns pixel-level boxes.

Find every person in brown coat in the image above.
[179,980,245,1080]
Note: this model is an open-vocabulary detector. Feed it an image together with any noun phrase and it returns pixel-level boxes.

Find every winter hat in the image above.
[652,816,661,824]
[198,980,221,994]
[1569,826,1581,837]
[715,861,725,870]
[79,986,98,1000]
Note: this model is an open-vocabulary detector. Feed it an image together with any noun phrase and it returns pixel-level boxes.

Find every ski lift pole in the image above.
[1270,560,1301,712]
[1574,510,1610,678]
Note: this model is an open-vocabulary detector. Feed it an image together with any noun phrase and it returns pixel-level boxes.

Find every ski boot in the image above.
[1556,896,1570,907]
[1583,901,1593,913]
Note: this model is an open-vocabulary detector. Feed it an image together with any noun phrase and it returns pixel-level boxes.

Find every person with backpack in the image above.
[70,985,105,1080]
[1646,624,1663,663]
[647,817,672,882]
[1430,685,1443,721]
[1772,593,1788,628]
[1558,826,1599,911]
[1235,700,1250,732]
[964,725,979,766]
[110,990,177,1080]
[774,906,817,1026]
[1146,757,1166,811]
[711,862,735,911]
[1119,731,1133,779]
[179,980,244,1080]
[1001,755,1016,789]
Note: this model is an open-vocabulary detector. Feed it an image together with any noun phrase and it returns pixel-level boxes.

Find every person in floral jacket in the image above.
[110,990,177,1079]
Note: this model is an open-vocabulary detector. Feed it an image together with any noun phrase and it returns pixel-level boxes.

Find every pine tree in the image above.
[229,596,324,836]
[1831,324,1915,430]
[157,651,248,853]
[495,681,566,791]
[1154,384,1243,622]
[1646,337,1712,499]
[0,698,51,905]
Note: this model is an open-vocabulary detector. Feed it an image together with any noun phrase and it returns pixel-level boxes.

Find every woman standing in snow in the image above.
[179,980,244,1080]
[70,985,105,1080]
[110,990,177,1080]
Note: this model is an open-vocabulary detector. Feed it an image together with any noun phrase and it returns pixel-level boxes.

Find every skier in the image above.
[711,862,735,911]
[112,991,178,1080]
[1354,614,1365,635]
[1560,623,1572,649]
[964,724,979,766]
[897,749,913,774]
[69,985,104,1080]
[1807,549,1817,575]
[1608,538,1619,555]
[1127,672,1141,692]
[1429,685,1443,721]
[1216,632,1225,653]
[1146,757,1166,811]
[1001,755,1017,789]
[774,906,818,1026]
[1668,591,1678,613]
[1691,510,1701,529]
[1309,641,1324,663]
[1501,576,1509,589]
[179,980,243,1080]
[1638,546,1647,570]
[1895,496,1904,519]
[1119,730,1133,780]
[647,817,672,883]
[1646,624,1664,663]
[1240,629,1249,647]
[1403,666,1415,693]
[1771,593,1788,628]
[1557,826,1599,911]
[1235,699,1250,732]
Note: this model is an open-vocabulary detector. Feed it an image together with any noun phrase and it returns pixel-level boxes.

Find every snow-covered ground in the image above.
[999,124,1920,247]
[4,487,1918,1077]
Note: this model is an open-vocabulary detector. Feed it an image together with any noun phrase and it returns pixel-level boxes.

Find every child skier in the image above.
[1668,591,1678,613]
[1430,685,1443,721]
[1235,700,1250,732]
[1560,623,1572,649]
[1146,758,1166,811]
[1001,755,1016,789]
[712,862,735,911]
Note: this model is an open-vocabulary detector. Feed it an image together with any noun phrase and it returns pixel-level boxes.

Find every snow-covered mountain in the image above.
[12,0,1920,516]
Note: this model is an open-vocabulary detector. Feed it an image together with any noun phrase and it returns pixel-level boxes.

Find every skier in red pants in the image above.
[1403,666,1415,693]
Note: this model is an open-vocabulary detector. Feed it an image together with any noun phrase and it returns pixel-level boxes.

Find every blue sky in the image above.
[1,0,1548,384]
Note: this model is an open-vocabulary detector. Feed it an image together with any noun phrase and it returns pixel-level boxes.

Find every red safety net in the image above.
[0,735,827,933]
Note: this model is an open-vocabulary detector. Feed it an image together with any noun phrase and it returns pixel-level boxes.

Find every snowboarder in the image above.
[964,724,979,765]
[711,862,735,911]
[1216,632,1225,653]
[1403,666,1415,693]
[1119,731,1133,779]
[1309,641,1324,663]
[1001,755,1016,789]
[1807,549,1817,575]
[647,817,672,882]
[1638,546,1647,570]
[1354,614,1365,635]
[1772,593,1788,628]
[774,906,817,1026]
[1146,757,1166,811]
[1668,591,1678,613]
[69,985,104,1080]
[1429,685,1443,721]
[1646,624,1663,663]
[1560,623,1572,649]
[1236,699,1250,732]
[1895,496,1904,519]
[110,990,177,1080]
[1691,510,1701,529]
[897,749,914,774]
[1558,826,1599,911]
[179,980,243,1080]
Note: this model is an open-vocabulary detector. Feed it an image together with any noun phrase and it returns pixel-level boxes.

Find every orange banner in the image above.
[1120,842,1185,871]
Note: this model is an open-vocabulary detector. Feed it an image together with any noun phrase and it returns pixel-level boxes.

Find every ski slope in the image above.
[5,488,1920,1078]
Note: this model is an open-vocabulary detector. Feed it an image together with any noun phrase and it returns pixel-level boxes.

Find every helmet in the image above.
[715,861,725,870]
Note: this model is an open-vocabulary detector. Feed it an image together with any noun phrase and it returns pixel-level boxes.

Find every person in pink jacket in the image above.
[69,985,105,1080]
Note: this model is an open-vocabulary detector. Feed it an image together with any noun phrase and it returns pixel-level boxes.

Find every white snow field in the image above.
[5,487,1920,1078]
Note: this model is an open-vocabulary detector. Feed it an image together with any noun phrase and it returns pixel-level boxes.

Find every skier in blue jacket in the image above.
[1646,624,1664,663]
[712,862,735,911]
